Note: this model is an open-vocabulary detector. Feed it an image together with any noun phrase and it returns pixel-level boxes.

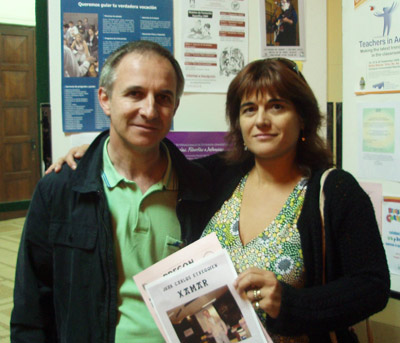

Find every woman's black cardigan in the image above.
[196,154,390,342]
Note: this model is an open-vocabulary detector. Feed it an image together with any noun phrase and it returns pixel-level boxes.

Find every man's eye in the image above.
[128,91,142,98]
[157,94,173,105]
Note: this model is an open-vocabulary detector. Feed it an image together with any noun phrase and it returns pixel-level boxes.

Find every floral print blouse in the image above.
[202,174,309,343]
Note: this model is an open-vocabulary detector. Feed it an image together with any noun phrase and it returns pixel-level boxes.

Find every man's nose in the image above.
[140,95,158,119]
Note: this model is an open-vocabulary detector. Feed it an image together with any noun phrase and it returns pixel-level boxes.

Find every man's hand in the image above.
[45,144,90,174]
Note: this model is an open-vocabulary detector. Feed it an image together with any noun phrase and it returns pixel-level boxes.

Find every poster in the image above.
[61,0,173,132]
[259,0,305,60]
[358,102,400,182]
[181,0,249,93]
[382,197,400,276]
[166,131,226,159]
[359,182,383,232]
[353,0,400,94]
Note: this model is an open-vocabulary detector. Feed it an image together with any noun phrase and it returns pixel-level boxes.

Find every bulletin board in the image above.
[342,0,400,297]
[48,0,328,161]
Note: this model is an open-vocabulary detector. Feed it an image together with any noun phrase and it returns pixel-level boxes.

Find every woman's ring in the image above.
[253,289,262,301]
[254,301,260,310]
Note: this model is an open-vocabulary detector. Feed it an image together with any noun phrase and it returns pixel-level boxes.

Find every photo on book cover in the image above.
[166,285,251,342]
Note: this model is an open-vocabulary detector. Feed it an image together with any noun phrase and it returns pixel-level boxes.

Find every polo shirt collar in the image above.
[101,137,176,190]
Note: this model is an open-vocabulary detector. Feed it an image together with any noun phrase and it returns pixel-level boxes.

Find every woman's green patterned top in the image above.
[202,174,309,343]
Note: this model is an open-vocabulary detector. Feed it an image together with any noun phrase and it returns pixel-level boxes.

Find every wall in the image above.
[342,0,400,295]
[48,0,327,159]
[4,0,399,339]
[0,0,35,26]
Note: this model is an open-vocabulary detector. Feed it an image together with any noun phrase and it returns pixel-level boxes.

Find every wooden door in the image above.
[0,24,39,220]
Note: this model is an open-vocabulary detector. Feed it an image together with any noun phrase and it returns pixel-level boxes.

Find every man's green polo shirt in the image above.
[102,138,181,342]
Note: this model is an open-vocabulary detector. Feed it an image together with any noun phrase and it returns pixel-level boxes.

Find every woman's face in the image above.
[239,90,302,162]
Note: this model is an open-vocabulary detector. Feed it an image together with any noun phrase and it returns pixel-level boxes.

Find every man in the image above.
[77,19,85,35]
[274,0,298,46]
[66,20,79,45]
[83,17,91,32]
[202,309,230,343]
[11,41,211,342]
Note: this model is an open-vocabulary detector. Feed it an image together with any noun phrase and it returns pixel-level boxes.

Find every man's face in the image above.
[99,52,179,154]
[203,310,211,318]
[281,0,290,10]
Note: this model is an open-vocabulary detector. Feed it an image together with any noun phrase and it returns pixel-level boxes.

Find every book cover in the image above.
[133,233,223,340]
[145,249,272,343]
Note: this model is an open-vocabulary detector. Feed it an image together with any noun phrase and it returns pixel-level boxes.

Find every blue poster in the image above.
[61,0,173,132]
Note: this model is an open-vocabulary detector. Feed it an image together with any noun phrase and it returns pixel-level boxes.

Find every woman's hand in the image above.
[234,267,282,319]
[45,144,89,174]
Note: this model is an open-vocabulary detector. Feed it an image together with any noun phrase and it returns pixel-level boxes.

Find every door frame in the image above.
[0,0,49,216]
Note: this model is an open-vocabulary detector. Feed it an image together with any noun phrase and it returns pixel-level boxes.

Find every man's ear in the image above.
[98,87,111,117]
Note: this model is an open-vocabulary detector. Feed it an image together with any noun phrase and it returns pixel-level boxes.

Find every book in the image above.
[133,233,223,341]
[145,248,272,343]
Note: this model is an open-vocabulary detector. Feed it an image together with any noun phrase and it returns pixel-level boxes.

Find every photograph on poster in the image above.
[166,286,251,343]
[259,0,305,59]
[63,13,99,78]
[266,0,299,47]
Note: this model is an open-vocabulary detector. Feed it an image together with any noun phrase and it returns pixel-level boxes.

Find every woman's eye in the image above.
[269,103,287,113]
[241,106,256,115]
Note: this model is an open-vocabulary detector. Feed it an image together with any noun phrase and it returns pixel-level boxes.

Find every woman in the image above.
[85,25,98,60]
[71,33,90,65]
[48,58,390,342]
[198,58,389,342]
